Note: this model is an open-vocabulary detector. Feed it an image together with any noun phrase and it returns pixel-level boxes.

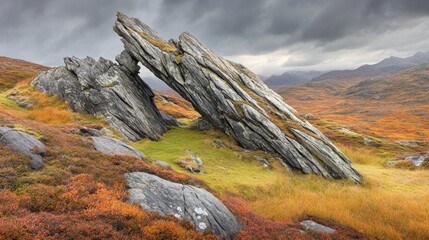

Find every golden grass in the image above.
[0,78,105,126]
[246,165,429,240]
[136,126,429,239]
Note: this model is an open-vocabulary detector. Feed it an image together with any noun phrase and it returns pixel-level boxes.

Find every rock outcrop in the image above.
[92,136,144,158]
[114,13,361,183]
[125,172,241,238]
[31,51,169,141]
[189,117,213,131]
[0,126,45,169]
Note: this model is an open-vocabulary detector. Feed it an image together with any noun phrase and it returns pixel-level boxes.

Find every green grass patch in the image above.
[132,127,287,194]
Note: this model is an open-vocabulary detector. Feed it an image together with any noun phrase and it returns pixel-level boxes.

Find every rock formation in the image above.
[125,172,241,238]
[0,126,45,169]
[31,51,169,141]
[114,13,361,183]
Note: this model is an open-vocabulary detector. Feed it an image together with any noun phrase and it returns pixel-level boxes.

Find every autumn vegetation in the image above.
[1,57,429,239]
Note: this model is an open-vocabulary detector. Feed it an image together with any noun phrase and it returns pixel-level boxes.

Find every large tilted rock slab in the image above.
[31,51,168,141]
[114,13,361,183]
[125,172,241,238]
[0,126,45,169]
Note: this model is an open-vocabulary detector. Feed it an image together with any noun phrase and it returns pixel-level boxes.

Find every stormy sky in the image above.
[1,0,429,76]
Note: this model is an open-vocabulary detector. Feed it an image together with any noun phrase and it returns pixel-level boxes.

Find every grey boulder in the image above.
[300,220,336,234]
[0,126,45,169]
[114,13,361,183]
[125,172,241,238]
[92,136,144,158]
[31,51,168,141]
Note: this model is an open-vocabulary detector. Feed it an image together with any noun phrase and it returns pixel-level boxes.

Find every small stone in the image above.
[300,220,336,234]
[214,139,226,148]
[0,126,45,169]
[186,150,203,166]
[92,136,144,158]
[189,117,213,131]
[303,113,313,119]
[154,160,172,169]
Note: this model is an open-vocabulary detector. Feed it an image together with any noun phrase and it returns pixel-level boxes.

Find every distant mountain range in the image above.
[312,51,429,82]
[264,51,429,89]
[264,71,326,88]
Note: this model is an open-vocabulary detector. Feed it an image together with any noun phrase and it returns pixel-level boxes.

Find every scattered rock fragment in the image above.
[189,117,213,131]
[387,153,429,167]
[300,220,336,234]
[397,140,428,147]
[91,136,144,158]
[214,139,226,148]
[154,160,172,169]
[303,113,313,119]
[254,155,271,168]
[125,172,241,238]
[186,150,203,166]
[0,126,45,169]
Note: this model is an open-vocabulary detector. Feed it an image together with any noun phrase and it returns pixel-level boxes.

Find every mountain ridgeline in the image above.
[312,51,429,82]
[264,51,429,89]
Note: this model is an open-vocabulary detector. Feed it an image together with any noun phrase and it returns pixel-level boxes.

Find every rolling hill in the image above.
[264,70,325,89]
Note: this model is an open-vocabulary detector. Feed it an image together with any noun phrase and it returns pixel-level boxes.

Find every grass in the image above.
[0,78,106,126]
[134,126,429,240]
[2,56,429,239]
[132,128,286,193]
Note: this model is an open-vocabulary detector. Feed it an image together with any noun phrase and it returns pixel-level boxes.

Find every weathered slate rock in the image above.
[300,220,336,234]
[92,136,144,158]
[160,110,181,126]
[114,13,361,183]
[31,51,168,141]
[387,154,429,167]
[189,117,213,131]
[0,126,45,169]
[125,172,241,238]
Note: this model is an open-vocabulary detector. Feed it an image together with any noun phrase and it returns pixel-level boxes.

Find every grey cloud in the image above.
[0,0,429,75]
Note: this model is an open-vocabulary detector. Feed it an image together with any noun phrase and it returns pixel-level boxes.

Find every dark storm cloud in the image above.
[1,0,429,74]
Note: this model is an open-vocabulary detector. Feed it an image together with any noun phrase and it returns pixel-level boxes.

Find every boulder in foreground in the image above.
[0,126,45,169]
[125,172,241,238]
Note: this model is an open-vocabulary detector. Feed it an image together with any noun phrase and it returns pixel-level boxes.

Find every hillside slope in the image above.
[278,63,429,144]
[346,64,429,104]
[1,56,429,239]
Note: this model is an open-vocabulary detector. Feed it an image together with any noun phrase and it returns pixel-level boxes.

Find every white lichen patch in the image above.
[194,207,209,216]
[198,222,207,230]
